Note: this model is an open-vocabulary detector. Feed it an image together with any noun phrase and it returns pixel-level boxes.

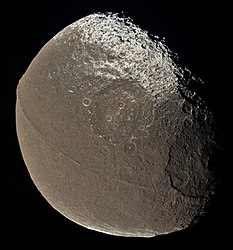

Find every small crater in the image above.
[68,85,77,93]
[117,101,125,109]
[100,146,110,156]
[141,43,147,49]
[82,98,91,107]
[197,146,203,156]
[182,101,193,114]
[199,112,207,121]
[48,69,57,79]
[174,133,181,139]
[138,124,145,131]
[105,115,112,122]
[164,118,171,127]
[190,152,196,158]
[183,118,193,128]
[106,134,114,143]
[170,171,190,189]
[124,141,137,154]
[141,130,149,138]
[146,139,153,147]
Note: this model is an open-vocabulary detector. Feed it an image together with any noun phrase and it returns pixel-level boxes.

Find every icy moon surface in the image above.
[16,13,218,237]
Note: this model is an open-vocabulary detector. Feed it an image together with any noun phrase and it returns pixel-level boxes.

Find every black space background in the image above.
[1,0,226,248]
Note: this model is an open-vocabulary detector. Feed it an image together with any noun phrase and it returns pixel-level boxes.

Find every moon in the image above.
[16,13,218,237]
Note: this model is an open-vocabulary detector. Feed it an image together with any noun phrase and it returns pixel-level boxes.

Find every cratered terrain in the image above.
[16,13,218,237]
